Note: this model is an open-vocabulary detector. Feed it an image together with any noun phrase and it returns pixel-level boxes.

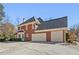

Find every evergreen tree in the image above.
[0,4,5,21]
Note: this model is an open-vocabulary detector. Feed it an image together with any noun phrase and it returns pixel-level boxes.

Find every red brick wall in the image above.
[46,31,51,42]
[27,24,33,41]
[20,25,26,41]
[19,24,34,41]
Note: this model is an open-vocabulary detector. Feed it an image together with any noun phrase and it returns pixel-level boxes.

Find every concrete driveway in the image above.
[0,42,79,55]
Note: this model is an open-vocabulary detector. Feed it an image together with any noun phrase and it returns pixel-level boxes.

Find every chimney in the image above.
[23,18,25,22]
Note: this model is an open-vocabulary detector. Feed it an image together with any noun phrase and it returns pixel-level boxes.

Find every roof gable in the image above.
[37,17,44,23]
[20,17,36,25]
[20,17,44,25]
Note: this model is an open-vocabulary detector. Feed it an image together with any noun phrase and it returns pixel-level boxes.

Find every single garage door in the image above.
[51,31,63,42]
[32,33,46,41]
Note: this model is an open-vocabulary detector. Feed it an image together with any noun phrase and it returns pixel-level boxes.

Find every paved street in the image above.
[0,42,79,55]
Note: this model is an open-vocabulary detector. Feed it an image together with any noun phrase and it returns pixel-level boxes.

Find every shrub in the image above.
[0,39,6,42]
[66,33,69,40]
[9,38,22,41]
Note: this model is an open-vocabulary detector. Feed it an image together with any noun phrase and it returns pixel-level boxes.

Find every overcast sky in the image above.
[3,3,79,27]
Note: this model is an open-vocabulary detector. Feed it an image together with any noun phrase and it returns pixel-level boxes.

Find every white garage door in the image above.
[51,31,63,42]
[32,33,46,41]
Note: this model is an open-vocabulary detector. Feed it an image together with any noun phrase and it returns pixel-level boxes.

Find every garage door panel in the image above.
[51,31,63,42]
[32,33,46,41]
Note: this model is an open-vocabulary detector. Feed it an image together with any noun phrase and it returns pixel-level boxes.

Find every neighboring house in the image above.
[16,16,68,42]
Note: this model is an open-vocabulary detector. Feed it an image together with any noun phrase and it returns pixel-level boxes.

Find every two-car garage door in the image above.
[32,33,46,41]
[51,31,63,42]
[32,31,64,42]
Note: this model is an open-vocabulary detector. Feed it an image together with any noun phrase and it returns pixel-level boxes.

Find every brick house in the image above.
[16,16,68,42]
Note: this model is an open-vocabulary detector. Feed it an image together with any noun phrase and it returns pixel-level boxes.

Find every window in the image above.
[18,34,21,38]
[18,27,20,30]
[32,24,38,30]
[35,24,38,30]
[22,34,25,38]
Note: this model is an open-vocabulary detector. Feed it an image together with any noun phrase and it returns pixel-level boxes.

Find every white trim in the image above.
[18,29,25,33]
[17,32,25,41]
[34,17,41,24]
[17,32,24,38]
[35,24,38,30]
[35,27,67,32]
[18,17,41,27]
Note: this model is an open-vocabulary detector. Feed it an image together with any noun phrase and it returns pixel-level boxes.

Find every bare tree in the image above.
[0,16,16,40]
[2,22,15,39]
[69,23,79,41]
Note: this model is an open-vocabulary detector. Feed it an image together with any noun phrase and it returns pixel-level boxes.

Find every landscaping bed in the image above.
[0,38,22,42]
[9,38,22,41]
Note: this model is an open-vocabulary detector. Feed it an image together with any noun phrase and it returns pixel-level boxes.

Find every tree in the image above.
[67,30,77,43]
[0,21,16,40]
[70,23,79,38]
[2,22,16,39]
[0,4,5,21]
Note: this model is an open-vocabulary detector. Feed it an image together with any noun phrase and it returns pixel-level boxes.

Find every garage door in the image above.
[32,33,46,41]
[51,31,63,42]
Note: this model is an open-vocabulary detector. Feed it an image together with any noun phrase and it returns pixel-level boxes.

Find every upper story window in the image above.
[18,27,20,30]
[21,25,26,31]
[33,24,38,30]
[35,24,38,30]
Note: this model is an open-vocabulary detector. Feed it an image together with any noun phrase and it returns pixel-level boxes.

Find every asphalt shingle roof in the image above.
[37,16,68,30]
[19,16,68,30]
[37,17,44,23]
